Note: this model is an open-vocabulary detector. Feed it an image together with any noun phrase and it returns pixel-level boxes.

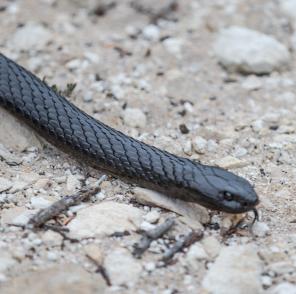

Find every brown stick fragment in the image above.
[96,266,112,287]
[86,253,112,286]
[161,230,203,263]
[130,1,178,23]
[133,218,175,258]
[27,175,107,228]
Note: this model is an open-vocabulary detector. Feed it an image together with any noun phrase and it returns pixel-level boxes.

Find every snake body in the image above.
[0,53,258,213]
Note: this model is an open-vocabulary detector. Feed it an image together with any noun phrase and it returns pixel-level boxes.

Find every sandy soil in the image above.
[1,0,296,293]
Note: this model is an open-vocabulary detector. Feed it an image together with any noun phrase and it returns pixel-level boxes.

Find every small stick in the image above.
[161,230,203,264]
[131,1,178,23]
[27,175,107,228]
[86,254,112,286]
[133,218,175,258]
[96,266,112,287]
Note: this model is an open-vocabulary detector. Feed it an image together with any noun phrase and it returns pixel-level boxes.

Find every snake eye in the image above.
[223,191,233,201]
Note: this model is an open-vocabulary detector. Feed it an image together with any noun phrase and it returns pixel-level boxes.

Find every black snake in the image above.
[0,53,259,213]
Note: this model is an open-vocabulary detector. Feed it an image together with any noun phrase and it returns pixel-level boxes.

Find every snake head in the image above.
[189,165,259,213]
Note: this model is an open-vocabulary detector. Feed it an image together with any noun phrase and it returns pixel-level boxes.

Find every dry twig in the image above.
[27,175,107,228]
[161,230,203,264]
[133,218,175,258]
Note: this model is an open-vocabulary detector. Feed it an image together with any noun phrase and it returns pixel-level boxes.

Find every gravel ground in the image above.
[1,0,296,293]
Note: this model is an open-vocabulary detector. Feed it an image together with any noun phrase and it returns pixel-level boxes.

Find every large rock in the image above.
[202,245,262,294]
[213,26,290,74]
[67,201,143,239]
[0,264,106,294]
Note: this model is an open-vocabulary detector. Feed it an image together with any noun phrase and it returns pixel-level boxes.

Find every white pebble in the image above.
[142,24,160,41]
[252,119,264,132]
[261,275,272,287]
[233,147,248,158]
[84,52,100,63]
[144,210,160,224]
[186,243,208,261]
[207,139,218,152]
[163,38,184,56]
[182,140,192,155]
[123,108,147,128]
[252,222,270,237]
[193,136,207,154]
[47,252,58,261]
[140,221,156,231]
[144,262,156,272]
[30,197,51,209]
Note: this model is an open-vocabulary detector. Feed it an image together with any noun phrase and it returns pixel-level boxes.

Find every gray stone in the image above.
[0,108,42,152]
[142,24,160,41]
[67,202,143,239]
[202,245,262,294]
[252,221,270,237]
[143,210,160,224]
[163,38,184,56]
[30,197,52,209]
[123,108,147,128]
[214,26,290,74]
[192,136,207,154]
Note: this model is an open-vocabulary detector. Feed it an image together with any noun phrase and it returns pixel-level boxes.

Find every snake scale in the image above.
[0,53,258,213]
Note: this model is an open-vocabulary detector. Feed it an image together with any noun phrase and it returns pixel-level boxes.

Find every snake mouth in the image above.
[201,197,259,214]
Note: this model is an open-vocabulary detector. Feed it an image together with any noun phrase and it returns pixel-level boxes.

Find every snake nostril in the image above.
[243,201,248,207]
